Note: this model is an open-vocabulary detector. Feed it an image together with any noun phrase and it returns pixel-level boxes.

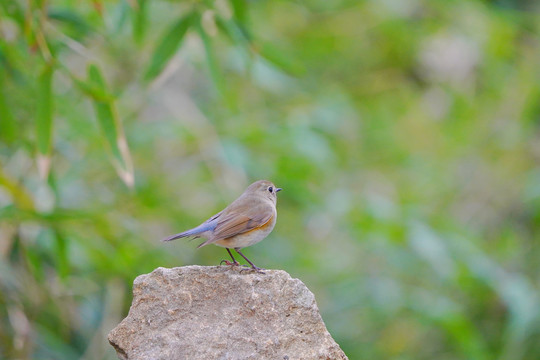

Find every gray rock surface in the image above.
[108,266,348,360]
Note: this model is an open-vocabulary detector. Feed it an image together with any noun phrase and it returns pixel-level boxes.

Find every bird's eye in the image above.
[268,186,273,193]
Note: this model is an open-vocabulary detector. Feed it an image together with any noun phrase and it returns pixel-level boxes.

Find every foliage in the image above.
[1,0,540,359]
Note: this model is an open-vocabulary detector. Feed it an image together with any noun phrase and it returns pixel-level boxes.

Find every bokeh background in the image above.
[2,0,540,359]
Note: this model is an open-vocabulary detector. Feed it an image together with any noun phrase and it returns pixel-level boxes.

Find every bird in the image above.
[162,180,282,272]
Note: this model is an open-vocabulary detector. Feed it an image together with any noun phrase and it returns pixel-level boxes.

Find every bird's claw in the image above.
[220,260,242,266]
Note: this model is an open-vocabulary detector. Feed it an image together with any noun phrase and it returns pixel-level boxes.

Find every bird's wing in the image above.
[215,206,274,239]
[196,201,274,247]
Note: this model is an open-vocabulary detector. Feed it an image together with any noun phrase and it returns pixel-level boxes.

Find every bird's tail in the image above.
[161,230,197,242]
[161,222,214,242]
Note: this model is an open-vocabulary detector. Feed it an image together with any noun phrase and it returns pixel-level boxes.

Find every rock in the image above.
[108,266,348,360]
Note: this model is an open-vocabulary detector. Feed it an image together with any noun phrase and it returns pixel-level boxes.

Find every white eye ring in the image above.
[268,186,273,193]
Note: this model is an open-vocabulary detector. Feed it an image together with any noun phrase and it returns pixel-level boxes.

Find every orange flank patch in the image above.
[225,215,274,240]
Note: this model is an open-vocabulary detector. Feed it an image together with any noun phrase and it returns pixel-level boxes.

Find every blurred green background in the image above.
[2,0,540,359]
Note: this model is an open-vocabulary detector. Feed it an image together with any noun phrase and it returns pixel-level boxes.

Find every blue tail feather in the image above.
[161,220,216,242]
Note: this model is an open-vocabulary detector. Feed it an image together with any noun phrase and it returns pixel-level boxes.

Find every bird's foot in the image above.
[220,259,241,266]
[220,260,251,268]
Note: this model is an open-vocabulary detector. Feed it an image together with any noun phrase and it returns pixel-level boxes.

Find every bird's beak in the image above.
[276,188,282,193]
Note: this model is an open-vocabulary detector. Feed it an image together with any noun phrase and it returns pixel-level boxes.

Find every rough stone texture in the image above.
[108,266,348,360]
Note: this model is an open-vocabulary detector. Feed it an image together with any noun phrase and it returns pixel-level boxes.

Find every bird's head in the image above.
[245,180,282,204]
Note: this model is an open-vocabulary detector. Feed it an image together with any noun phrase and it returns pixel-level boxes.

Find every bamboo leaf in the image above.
[87,64,134,188]
[68,71,116,102]
[133,0,148,44]
[36,64,54,179]
[196,16,227,98]
[257,42,305,76]
[215,16,250,47]
[53,229,69,279]
[0,1,25,29]
[47,8,92,36]
[0,167,34,210]
[0,67,18,144]
[215,15,253,73]
[230,0,247,25]
[112,0,130,34]
[144,12,193,82]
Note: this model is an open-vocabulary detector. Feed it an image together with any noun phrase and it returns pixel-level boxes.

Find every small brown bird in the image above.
[162,180,282,271]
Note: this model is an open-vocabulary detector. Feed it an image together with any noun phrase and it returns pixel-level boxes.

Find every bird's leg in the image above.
[235,248,265,273]
[220,248,241,266]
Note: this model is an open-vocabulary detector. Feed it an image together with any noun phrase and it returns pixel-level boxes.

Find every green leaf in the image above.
[47,8,92,36]
[87,64,134,187]
[196,17,227,98]
[68,70,115,102]
[0,1,25,29]
[215,15,251,50]
[144,12,193,82]
[112,0,130,34]
[133,0,148,44]
[88,66,122,163]
[36,63,54,179]
[53,229,69,280]
[0,167,34,210]
[230,0,247,25]
[215,15,253,74]
[0,67,18,144]
[257,42,305,76]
